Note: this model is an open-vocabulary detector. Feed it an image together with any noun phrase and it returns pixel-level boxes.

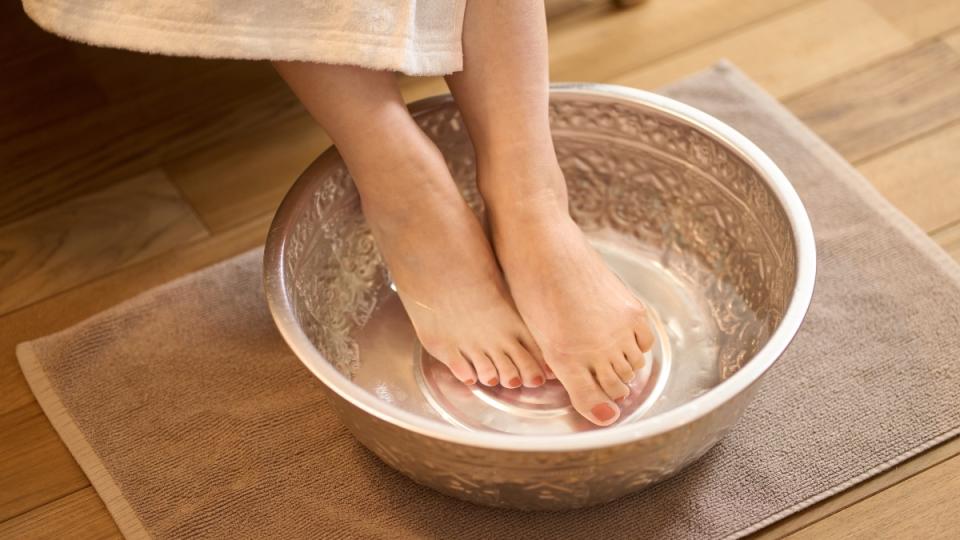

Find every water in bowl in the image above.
[352,229,759,435]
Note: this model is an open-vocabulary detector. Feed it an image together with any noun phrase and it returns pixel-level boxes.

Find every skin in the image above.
[275,0,654,426]
[274,62,547,391]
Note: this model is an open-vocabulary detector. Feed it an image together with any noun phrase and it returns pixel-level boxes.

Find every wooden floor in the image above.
[2,0,960,537]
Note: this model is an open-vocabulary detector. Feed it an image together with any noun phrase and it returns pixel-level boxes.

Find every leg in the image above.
[275,61,545,389]
[445,2,654,426]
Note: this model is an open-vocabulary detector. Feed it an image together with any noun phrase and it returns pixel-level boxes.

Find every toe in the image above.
[634,317,655,353]
[555,365,621,426]
[595,362,630,402]
[623,335,646,372]
[612,354,635,383]
[506,341,545,387]
[518,333,554,380]
[488,350,522,389]
[438,350,477,385]
[462,348,498,386]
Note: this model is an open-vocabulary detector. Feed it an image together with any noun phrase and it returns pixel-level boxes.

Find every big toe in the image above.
[556,365,621,426]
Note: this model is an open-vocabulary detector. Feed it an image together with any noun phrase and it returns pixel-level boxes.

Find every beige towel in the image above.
[22,0,467,75]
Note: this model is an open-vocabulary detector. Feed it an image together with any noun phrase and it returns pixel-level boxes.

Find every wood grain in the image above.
[866,0,960,40]
[856,119,960,232]
[0,170,208,316]
[167,115,331,232]
[71,44,239,104]
[547,0,812,82]
[945,29,960,54]
[0,61,297,226]
[754,436,960,538]
[0,45,106,142]
[0,488,120,540]
[612,0,912,98]
[0,403,87,522]
[785,40,960,162]
[788,452,960,539]
[932,222,960,263]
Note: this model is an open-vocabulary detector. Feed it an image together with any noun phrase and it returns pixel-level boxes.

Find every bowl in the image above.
[263,83,816,510]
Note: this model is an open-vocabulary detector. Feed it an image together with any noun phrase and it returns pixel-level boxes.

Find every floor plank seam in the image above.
[0,210,273,322]
[595,0,822,84]
[850,115,960,167]
[162,166,216,234]
[780,35,951,106]
[930,217,960,237]
[0,485,91,526]
[784,448,960,537]
[741,427,960,539]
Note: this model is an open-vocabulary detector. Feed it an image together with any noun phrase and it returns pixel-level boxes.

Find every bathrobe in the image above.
[23,0,468,75]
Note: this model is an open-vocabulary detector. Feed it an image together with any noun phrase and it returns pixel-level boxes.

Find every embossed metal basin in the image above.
[263,83,816,510]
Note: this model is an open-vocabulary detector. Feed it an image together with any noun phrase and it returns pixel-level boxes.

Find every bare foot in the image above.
[481,158,655,426]
[357,137,546,390]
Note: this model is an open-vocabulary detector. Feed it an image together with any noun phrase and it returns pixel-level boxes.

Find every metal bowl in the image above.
[263,83,816,510]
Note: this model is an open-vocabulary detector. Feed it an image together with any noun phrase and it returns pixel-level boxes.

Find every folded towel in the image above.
[23,0,467,75]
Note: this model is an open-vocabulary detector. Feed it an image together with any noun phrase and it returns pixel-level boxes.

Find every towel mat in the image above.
[17,63,960,539]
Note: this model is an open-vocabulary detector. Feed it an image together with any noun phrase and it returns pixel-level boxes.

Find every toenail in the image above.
[464,378,476,385]
[592,403,617,422]
[508,377,522,388]
[531,375,544,386]
[486,377,498,386]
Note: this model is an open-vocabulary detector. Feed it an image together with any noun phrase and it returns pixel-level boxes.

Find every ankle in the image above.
[478,155,569,218]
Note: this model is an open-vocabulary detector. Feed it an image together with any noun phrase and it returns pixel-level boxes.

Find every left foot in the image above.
[480,151,655,426]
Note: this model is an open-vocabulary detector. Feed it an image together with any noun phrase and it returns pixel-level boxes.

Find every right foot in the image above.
[353,135,547,390]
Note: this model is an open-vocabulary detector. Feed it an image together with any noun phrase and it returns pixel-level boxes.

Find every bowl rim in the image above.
[263,82,817,452]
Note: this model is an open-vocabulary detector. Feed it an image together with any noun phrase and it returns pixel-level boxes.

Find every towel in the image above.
[22,0,468,75]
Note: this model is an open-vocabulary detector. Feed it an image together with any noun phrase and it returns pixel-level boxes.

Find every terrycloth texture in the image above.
[22,0,467,75]
[17,64,960,539]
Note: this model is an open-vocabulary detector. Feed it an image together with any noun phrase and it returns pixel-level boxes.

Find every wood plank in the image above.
[398,76,449,104]
[71,44,239,104]
[856,120,960,232]
[612,0,912,98]
[545,0,596,20]
[0,403,88,523]
[547,0,812,82]
[788,452,960,539]
[167,115,331,232]
[0,60,297,226]
[754,436,960,538]
[866,0,960,40]
[945,29,960,54]
[932,222,960,263]
[0,488,120,540]
[0,170,209,316]
[0,212,271,418]
[0,1,66,68]
[785,40,960,162]
[0,46,106,141]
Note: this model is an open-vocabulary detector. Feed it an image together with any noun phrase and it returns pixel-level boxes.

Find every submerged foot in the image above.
[355,134,546,389]
[481,157,655,426]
